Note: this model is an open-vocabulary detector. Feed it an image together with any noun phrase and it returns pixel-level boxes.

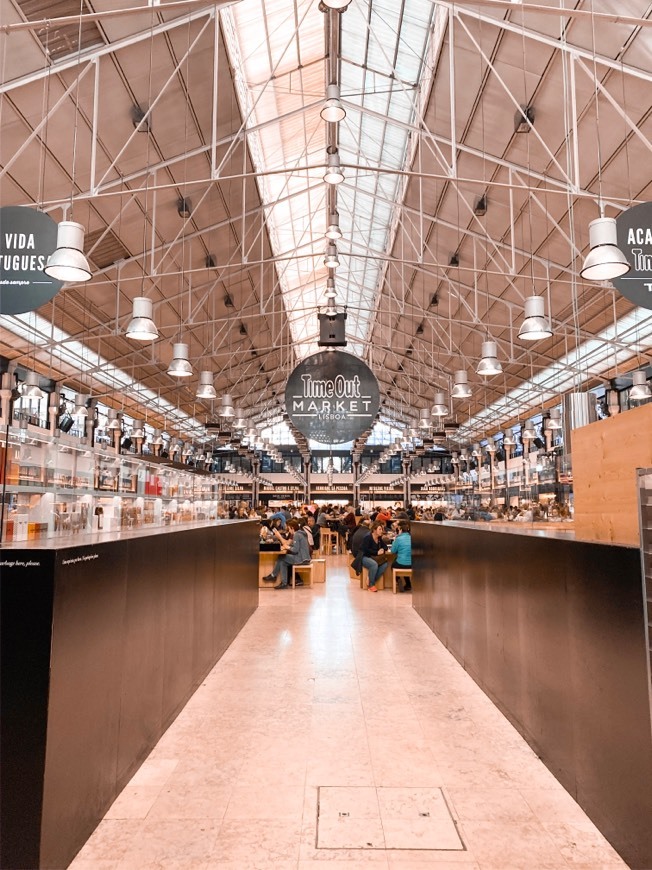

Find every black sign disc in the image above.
[0,207,64,314]
[613,202,652,310]
[285,350,380,445]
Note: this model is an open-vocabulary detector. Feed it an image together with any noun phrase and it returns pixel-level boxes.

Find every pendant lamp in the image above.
[547,407,562,430]
[325,212,342,240]
[196,370,217,399]
[451,370,472,399]
[44,221,92,283]
[167,343,193,378]
[431,392,449,417]
[476,340,502,376]
[580,217,630,281]
[522,421,536,442]
[74,393,88,417]
[220,394,235,418]
[419,407,431,428]
[323,152,344,185]
[23,371,44,399]
[126,297,158,341]
[324,243,339,268]
[107,409,122,431]
[629,370,651,400]
[320,84,346,123]
[518,296,553,341]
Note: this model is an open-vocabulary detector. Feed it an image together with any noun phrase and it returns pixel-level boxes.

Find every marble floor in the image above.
[69,556,628,870]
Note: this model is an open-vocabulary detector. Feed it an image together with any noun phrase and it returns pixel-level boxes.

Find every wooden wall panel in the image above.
[572,402,652,545]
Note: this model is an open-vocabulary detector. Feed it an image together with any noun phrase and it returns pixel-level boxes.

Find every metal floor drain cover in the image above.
[316,786,465,851]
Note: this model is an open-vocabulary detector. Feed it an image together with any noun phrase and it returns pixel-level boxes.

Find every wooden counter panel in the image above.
[412,521,652,869]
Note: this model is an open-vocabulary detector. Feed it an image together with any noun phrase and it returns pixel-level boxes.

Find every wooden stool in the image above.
[360,566,387,590]
[311,558,326,582]
[319,529,338,555]
[392,567,412,594]
[291,562,314,587]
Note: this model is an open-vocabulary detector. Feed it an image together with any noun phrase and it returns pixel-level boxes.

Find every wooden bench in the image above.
[360,566,388,591]
[392,567,412,594]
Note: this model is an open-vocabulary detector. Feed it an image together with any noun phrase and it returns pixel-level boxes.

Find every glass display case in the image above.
[0,425,224,543]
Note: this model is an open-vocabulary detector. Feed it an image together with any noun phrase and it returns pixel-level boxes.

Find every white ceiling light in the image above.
[451,369,472,399]
[167,342,193,378]
[196,370,217,399]
[629,369,651,400]
[44,221,92,283]
[74,393,88,417]
[320,0,352,8]
[431,392,449,417]
[547,407,562,430]
[125,296,158,341]
[518,295,553,341]
[325,211,342,240]
[580,217,630,281]
[323,152,344,185]
[522,420,536,441]
[107,409,122,430]
[324,243,339,268]
[220,394,235,418]
[485,437,496,453]
[320,84,346,123]
[476,340,502,376]
[22,371,44,399]
[503,431,516,447]
[418,408,431,429]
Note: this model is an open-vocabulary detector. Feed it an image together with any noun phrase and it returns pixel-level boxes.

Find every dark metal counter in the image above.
[412,520,652,869]
[1,520,259,869]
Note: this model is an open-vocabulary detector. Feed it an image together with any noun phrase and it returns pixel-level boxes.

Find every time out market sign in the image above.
[614,202,652,310]
[285,350,380,444]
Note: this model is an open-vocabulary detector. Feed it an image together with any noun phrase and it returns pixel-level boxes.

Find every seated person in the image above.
[262,520,311,589]
[351,521,393,592]
[350,517,371,572]
[390,519,412,591]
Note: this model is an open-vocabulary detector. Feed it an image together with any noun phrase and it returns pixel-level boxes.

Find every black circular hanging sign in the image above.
[0,206,64,314]
[285,350,380,444]
[613,202,652,310]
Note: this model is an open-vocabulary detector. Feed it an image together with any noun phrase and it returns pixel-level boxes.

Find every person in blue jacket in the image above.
[391,519,412,591]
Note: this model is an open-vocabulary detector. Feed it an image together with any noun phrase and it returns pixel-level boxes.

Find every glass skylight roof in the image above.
[222,0,439,361]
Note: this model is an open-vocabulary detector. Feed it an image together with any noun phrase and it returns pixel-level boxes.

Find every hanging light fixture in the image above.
[629,370,652,401]
[522,421,536,442]
[167,342,193,377]
[22,371,44,399]
[74,393,88,417]
[323,151,344,185]
[580,217,630,281]
[476,340,502,376]
[419,408,431,429]
[196,370,217,399]
[485,437,496,453]
[324,277,338,315]
[503,430,516,447]
[547,407,562,430]
[44,221,92,283]
[321,0,352,8]
[233,408,247,430]
[320,84,346,122]
[324,243,339,268]
[431,392,449,417]
[125,297,158,341]
[325,211,342,240]
[518,295,553,341]
[608,393,621,416]
[107,409,122,431]
[220,394,235,418]
[451,370,472,399]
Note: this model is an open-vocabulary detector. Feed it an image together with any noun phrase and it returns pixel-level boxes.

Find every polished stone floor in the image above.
[69,556,628,869]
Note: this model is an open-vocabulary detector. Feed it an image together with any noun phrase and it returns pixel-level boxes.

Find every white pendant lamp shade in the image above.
[503,430,516,447]
[196,370,217,399]
[126,296,158,341]
[220,394,235,417]
[44,221,92,283]
[167,342,193,377]
[580,217,630,281]
[431,392,449,417]
[323,152,344,185]
[477,340,502,376]
[547,407,562,430]
[629,369,652,400]
[419,407,431,428]
[320,84,346,123]
[131,419,145,439]
[233,408,247,429]
[107,409,122,430]
[518,295,553,341]
[451,369,472,398]
[23,371,44,399]
[472,442,481,457]
[321,0,351,8]
[325,212,342,240]
[485,437,496,453]
[522,421,536,441]
[74,393,88,417]
[324,243,339,268]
